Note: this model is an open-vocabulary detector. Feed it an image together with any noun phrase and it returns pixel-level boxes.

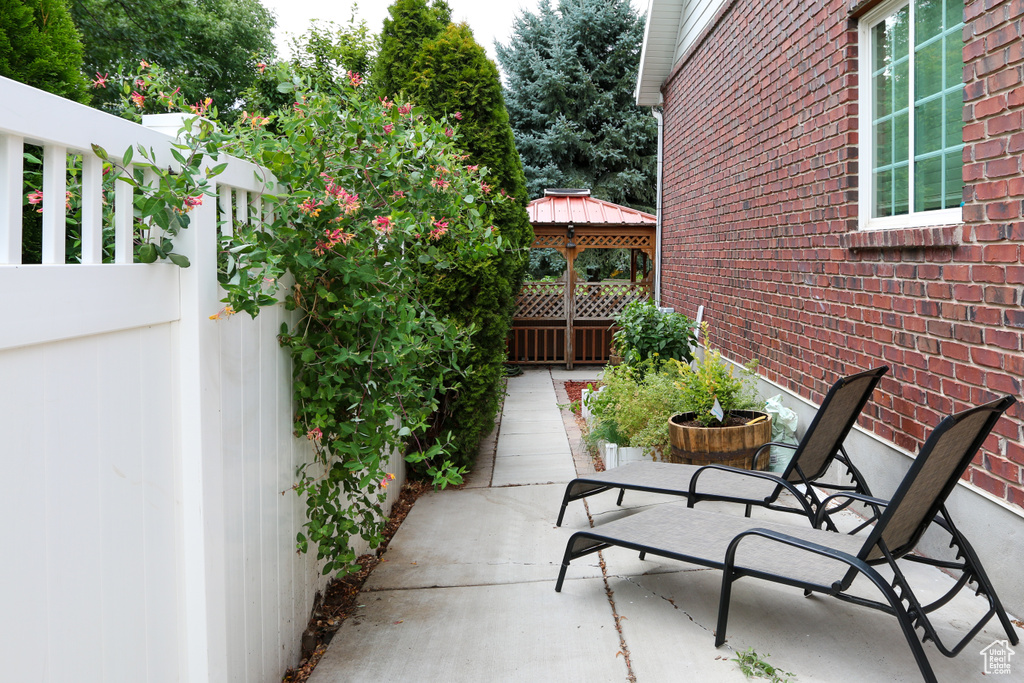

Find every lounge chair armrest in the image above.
[723,527,869,591]
[688,464,816,521]
[814,492,890,530]
[753,441,798,457]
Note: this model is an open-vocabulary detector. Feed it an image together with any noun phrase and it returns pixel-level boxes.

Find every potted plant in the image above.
[667,346,771,470]
[611,300,696,370]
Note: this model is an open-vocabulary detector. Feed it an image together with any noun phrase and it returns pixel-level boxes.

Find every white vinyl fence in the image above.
[0,77,405,682]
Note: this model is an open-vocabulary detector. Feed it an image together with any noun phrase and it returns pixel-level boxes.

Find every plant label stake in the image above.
[710,397,725,423]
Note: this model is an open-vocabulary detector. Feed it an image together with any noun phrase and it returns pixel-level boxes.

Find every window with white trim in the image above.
[859,0,964,230]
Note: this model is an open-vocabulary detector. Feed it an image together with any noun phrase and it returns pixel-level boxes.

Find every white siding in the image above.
[674,0,728,64]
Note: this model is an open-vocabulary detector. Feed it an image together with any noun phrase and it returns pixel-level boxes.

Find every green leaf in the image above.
[168,253,191,268]
[90,144,108,161]
[277,81,295,93]
[122,146,134,166]
[137,243,157,263]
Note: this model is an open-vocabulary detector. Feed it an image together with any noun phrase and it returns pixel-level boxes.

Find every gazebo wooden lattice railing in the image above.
[509,190,657,369]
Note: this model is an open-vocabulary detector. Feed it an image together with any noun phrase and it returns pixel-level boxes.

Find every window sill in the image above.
[841,225,961,251]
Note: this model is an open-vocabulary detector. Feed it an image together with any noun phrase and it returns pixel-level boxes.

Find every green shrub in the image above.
[612,300,696,369]
[585,361,686,451]
[672,349,760,427]
[0,0,90,103]
[376,2,533,471]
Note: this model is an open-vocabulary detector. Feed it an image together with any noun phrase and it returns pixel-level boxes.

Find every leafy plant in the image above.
[732,647,794,682]
[612,299,696,369]
[585,360,685,451]
[95,57,510,577]
[672,340,760,427]
[376,4,533,471]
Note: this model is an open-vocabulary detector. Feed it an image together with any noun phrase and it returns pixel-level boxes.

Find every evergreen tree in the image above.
[376,2,533,469]
[496,0,656,211]
[373,0,449,97]
[70,0,276,115]
[0,0,89,103]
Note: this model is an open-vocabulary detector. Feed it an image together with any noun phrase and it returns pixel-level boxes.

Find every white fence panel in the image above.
[0,325,181,682]
[0,77,408,682]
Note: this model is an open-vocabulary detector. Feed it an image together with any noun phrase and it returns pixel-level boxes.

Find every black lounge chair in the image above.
[555,396,1019,683]
[556,366,889,529]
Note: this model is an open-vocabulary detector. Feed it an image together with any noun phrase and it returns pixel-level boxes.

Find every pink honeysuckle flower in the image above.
[383,124,394,134]
[444,127,454,138]
[208,305,236,320]
[257,62,267,74]
[139,60,150,69]
[181,195,203,212]
[135,78,147,90]
[348,71,363,88]
[429,225,448,240]
[431,177,449,190]
[299,198,323,216]
[379,472,396,489]
[92,72,109,89]
[480,182,491,194]
[373,215,393,234]
[466,164,479,172]
[26,189,43,206]
[306,427,322,441]
[191,97,213,116]
[398,103,413,115]
[380,96,394,109]
[454,111,463,120]
[130,91,145,108]
[392,190,406,198]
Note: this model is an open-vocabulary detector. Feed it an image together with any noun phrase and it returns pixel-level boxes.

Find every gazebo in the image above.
[509,189,656,369]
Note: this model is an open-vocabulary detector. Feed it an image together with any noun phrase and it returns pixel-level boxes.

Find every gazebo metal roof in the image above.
[527,189,656,226]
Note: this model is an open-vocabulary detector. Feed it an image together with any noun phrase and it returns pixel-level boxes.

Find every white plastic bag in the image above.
[763,394,799,473]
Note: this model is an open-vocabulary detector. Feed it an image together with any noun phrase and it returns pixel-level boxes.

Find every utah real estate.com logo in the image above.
[980,639,1015,675]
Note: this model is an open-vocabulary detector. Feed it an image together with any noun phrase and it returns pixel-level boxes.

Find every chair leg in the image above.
[556,484,575,527]
[639,551,646,561]
[715,568,736,647]
[616,488,626,506]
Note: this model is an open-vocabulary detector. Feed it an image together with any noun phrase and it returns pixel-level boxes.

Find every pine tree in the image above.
[496,0,656,211]
[0,0,89,103]
[376,2,533,469]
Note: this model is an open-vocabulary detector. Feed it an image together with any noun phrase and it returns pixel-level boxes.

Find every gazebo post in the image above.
[565,226,576,370]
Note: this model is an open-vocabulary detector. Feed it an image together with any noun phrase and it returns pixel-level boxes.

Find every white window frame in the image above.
[858,0,964,231]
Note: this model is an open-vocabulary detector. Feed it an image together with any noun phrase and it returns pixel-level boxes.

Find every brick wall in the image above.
[658,0,1024,507]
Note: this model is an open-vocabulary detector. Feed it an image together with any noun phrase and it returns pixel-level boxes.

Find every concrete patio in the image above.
[309,367,1022,682]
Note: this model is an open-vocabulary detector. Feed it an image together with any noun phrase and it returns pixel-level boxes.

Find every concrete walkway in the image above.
[309,367,1022,682]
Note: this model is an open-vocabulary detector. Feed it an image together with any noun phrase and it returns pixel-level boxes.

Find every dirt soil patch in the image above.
[563,380,601,417]
[282,480,429,683]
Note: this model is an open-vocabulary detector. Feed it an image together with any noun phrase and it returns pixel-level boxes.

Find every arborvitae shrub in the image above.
[377,4,533,470]
[0,0,89,103]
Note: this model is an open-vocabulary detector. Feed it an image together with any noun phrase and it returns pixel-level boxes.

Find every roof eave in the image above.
[634,0,686,107]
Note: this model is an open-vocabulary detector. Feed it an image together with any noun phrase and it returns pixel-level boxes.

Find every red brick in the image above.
[984,285,1020,304]
[986,157,1021,177]
[971,470,1006,498]
[984,243,1022,262]
[986,329,1023,351]
[971,265,1007,282]
[1009,85,1024,107]
[988,110,1024,135]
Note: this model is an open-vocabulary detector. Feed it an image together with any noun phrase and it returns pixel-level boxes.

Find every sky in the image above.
[261,0,651,64]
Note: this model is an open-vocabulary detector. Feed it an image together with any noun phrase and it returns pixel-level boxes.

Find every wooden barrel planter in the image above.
[667,410,772,470]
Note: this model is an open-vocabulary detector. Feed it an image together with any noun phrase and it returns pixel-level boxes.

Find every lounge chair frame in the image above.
[556,366,889,528]
[555,396,1019,683]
